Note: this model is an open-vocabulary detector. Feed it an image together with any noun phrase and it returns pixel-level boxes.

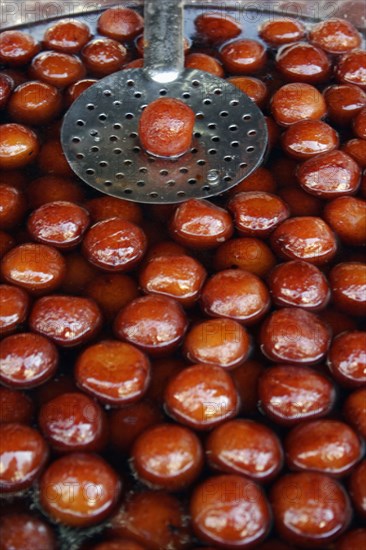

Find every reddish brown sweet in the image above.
[206,419,283,482]
[0,332,58,389]
[297,150,360,199]
[201,269,270,325]
[0,184,26,230]
[131,423,203,491]
[285,420,362,476]
[317,304,359,334]
[278,188,320,218]
[109,491,190,550]
[258,365,335,426]
[0,73,14,109]
[214,237,276,278]
[29,295,102,347]
[324,84,366,126]
[270,216,337,265]
[97,6,144,41]
[281,183,321,210]
[336,50,366,89]
[342,138,366,168]
[165,363,239,430]
[184,53,223,77]
[349,460,366,518]
[39,452,121,527]
[0,123,39,169]
[170,199,233,249]
[29,51,86,87]
[1,243,66,294]
[43,19,91,53]
[227,76,268,108]
[7,81,62,126]
[81,38,128,77]
[220,39,267,74]
[109,400,162,454]
[64,78,98,106]
[329,262,366,316]
[0,423,48,494]
[309,18,361,54]
[336,529,366,550]
[26,175,84,208]
[190,474,271,548]
[39,392,107,452]
[183,318,250,369]
[228,191,289,238]
[83,217,146,272]
[327,331,366,387]
[27,201,90,249]
[229,167,277,195]
[0,514,55,550]
[139,98,195,158]
[344,388,366,440]
[85,273,139,322]
[61,252,97,295]
[282,120,339,160]
[37,139,74,177]
[260,307,331,365]
[0,284,29,335]
[0,30,40,66]
[271,83,327,127]
[75,340,150,406]
[276,42,331,83]
[139,254,206,307]
[354,106,366,139]
[268,260,330,311]
[270,472,352,547]
[195,12,242,42]
[0,387,34,424]
[114,294,187,356]
[85,195,143,225]
[259,18,306,45]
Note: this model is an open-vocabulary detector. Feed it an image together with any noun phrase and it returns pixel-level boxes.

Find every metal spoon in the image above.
[61,0,268,204]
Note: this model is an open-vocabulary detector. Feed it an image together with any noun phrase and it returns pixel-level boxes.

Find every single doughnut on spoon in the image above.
[61,0,268,204]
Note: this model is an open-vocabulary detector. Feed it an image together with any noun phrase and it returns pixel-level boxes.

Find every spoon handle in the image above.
[143,0,184,83]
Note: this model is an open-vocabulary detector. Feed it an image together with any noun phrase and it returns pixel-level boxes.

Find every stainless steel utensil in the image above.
[61,0,268,203]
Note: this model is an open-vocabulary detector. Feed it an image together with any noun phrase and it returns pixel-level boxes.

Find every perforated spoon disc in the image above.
[61,67,267,204]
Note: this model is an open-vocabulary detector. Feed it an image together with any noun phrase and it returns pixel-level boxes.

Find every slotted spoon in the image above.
[61,0,268,204]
